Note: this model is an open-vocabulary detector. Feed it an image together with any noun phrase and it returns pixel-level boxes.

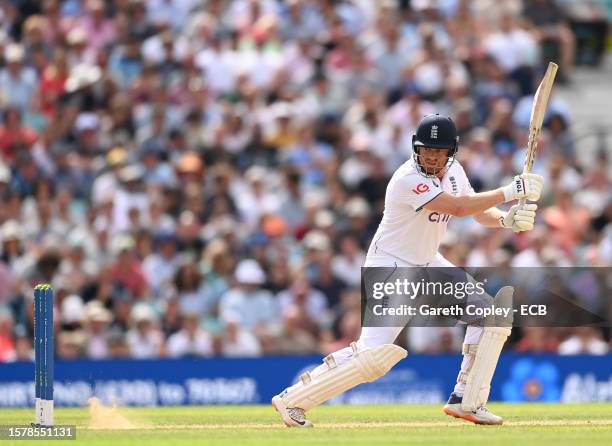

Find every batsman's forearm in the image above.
[474,207,506,228]
[453,190,506,217]
[425,190,506,217]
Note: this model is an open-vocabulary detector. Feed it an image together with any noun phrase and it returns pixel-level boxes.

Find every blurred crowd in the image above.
[0,0,610,362]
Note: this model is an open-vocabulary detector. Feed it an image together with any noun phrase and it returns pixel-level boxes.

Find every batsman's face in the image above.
[418,147,450,176]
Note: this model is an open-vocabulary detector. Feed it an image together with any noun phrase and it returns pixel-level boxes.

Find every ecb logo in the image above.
[430,125,438,139]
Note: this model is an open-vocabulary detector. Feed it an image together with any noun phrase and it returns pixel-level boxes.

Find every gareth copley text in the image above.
[371,303,548,319]
[372,303,514,319]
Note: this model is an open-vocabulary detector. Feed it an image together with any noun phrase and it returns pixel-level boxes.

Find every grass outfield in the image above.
[1,403,612,445]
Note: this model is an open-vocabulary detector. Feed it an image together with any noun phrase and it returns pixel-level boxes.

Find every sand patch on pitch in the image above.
[88,397,140,430]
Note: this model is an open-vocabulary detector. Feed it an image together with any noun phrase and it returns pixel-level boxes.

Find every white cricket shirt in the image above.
[367,159,474,265]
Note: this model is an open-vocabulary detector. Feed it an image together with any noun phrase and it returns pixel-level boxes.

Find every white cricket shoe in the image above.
[272,395,314,428]
[443,393,503,425]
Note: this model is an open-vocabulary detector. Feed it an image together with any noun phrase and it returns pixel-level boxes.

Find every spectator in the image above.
[143,232,182,299]
[219,319,262,357]
[0,44,38,112]
[56,330,86,359]
[107,328,130,358]
[332,234,366,288]
[543,190,591,257]
[73,0,116,55]
[125,303,165,359]
[60,294,85,331]
[57,235,98,293]
[109,32,144,89]
[112,165,150,234]
[66,28,97,66]
[522,0,576,82]
[167,313,213,358]
[515,327,560,353]
[83,301,113,359]
[13,325,33,361]
[0,107,39,162]
[91,146,128,206]
[558,327,608,355]
[322,310,361,353]
[0,307,16,362]
[219,259,277,332]
[110,234,148,298]
[271,305,319,354]
[39,47,69,118]
[173,262,208,316]
[277,271,329,336]
[483,12,537,94]
[0,219,34,283]
[199,239,233,316]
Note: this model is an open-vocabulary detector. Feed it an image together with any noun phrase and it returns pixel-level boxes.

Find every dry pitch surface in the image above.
[1,402,611,445]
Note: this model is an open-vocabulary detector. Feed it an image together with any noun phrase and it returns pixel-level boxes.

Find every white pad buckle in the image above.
[300,373,311,384]
[324,354,337,369]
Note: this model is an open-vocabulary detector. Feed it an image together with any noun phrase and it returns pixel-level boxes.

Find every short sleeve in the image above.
[464,181,475,195]
[394,175,443,211]
[456,163,475,195]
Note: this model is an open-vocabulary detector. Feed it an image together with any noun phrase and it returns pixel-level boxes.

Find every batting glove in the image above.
[500,203,538,232]
[501,173,543,202]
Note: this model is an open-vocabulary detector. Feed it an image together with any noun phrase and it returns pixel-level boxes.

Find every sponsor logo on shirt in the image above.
[412,183,430,195]
[428,212,451,223]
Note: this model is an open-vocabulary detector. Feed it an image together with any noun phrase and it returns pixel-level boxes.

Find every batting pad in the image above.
[280,343,407,411]
[461,326,511,412]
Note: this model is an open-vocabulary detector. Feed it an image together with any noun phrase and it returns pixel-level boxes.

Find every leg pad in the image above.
[461,327,511,411]
[280,343,407,411]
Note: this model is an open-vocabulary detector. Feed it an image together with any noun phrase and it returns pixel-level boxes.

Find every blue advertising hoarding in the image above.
[0,354,611,407]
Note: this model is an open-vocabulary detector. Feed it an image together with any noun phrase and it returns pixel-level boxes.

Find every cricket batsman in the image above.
[272,114,542,427]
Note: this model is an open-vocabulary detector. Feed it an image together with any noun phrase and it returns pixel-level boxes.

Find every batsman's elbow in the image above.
[451,206,472,218]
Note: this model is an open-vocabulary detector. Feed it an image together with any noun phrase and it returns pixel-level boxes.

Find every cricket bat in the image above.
[518,62,558,210]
